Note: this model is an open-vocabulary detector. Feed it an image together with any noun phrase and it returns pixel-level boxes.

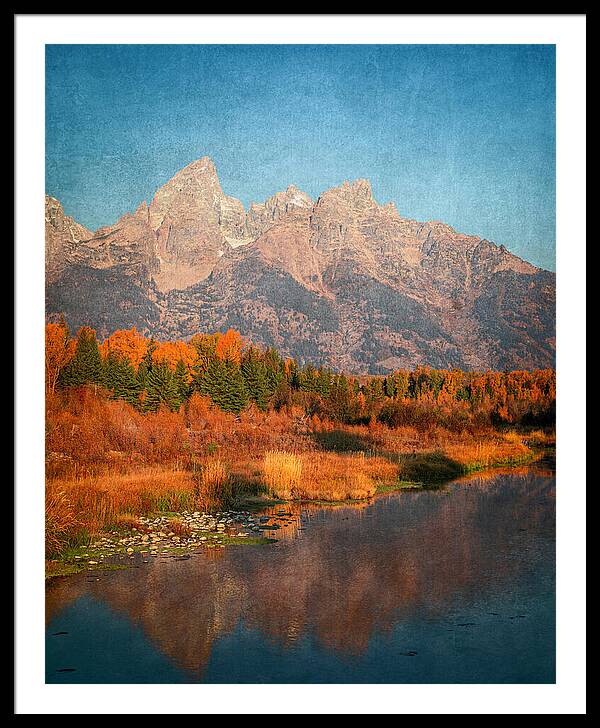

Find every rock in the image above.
[45,195,93,283]
[46,158,555,372]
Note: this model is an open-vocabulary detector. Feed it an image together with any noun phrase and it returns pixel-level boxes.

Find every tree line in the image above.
[46,321,556,426]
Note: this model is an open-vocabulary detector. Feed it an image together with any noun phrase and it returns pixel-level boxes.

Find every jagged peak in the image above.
[336,178,372,196]
[177,155,217,175]
[282,185,312,207]
[45,195,68,217]
[381,201,400,217]
[153,156,222,199]
[45,194,92,235]
[319,178,374,207]
[425,220,457,235]
[249,184,312,213]
[350,178,372,195]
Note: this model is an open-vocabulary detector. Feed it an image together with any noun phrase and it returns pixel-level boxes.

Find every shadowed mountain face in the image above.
[45,157,555,372]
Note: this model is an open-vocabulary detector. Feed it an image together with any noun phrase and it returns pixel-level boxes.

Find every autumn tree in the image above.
[271,376,293,411]
[45,320,75,394]
[215,328,244,365]
[50,324,556,428]
[100,328,148,371]
[152,340,196,375]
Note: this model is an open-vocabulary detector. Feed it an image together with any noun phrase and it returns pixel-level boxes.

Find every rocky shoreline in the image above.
[47,509,298,578]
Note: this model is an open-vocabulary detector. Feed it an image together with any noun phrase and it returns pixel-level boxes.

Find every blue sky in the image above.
[46,44,555,270]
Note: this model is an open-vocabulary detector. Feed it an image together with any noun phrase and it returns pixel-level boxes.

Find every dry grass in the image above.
[263,451,303,499]
[196,458,230,511]
[523,429,556,448]
[45,388,190,479]
[114,513,143,531]
[45,385,553,557]
[263,450,398,501]
[45,466,196,556]
[441,438,532,472]
[45,487,83,557]
[167,517,192,538]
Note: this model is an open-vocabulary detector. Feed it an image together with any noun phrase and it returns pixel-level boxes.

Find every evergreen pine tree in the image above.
[241,348,269,410]
[368,378,385,402]
[143,362,181,412]
[136,338,156,389]
[299,364,317,392]
[173,359,191,403]
[327,373,352,422]
[315,367,333,397]
[286,360,301,390]
[263,348,284,397]
[384,376,396,398]
[200,359,249,414]
[59,327,102,387]
[101,351,120,391]
[109,355,142,407]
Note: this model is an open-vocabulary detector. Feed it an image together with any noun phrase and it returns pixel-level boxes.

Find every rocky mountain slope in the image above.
[46,157,555,372]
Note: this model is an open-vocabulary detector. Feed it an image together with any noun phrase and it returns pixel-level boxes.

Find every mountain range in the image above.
[45,156,555,373]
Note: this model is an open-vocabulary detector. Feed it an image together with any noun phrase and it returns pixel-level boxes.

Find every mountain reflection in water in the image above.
[46,468,555,683]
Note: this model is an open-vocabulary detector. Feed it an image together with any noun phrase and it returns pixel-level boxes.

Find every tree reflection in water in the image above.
[46,468,555,681]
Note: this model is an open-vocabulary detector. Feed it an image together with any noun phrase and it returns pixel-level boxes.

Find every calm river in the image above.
[46,467,555,683]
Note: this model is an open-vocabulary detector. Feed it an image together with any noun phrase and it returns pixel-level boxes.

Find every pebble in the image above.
[71,508,276,567]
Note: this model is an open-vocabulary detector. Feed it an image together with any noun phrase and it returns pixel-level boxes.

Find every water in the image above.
[46,467,555,683]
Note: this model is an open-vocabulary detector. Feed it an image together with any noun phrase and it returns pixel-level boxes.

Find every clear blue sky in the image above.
[46,44,555,270]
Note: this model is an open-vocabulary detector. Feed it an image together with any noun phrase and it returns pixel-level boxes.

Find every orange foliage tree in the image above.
[215,328,244,365]
[152,340,197,378]
[100,327,148,371]
[45,321,76,393]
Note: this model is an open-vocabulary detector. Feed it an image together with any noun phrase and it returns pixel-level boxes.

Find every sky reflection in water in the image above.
[46,468,555,683]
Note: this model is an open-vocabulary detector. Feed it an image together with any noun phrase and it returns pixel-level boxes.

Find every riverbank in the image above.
[46,467,556,684]
[46,509,281,578]
[45,340,555,571]
[45,430,554,578]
